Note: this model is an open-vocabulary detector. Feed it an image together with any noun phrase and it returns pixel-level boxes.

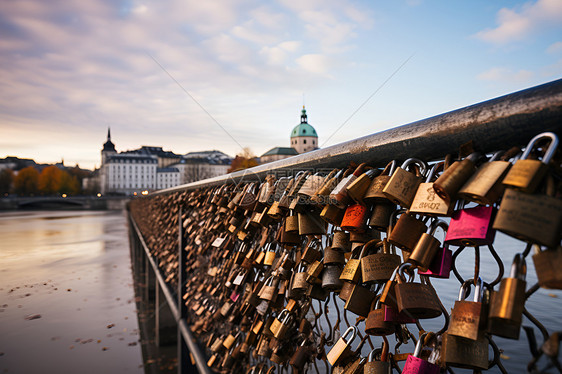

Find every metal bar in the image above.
[155,78,562,194]
[128,214,212,374]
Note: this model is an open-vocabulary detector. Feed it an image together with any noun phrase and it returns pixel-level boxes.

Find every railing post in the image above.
[177,207,196,373]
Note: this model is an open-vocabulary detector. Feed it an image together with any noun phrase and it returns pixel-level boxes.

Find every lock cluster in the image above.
[129,131,562,373]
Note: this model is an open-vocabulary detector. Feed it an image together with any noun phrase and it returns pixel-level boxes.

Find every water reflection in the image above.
[0,210,143,374]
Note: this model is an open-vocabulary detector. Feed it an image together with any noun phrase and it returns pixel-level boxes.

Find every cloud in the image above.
[477,67,534,83]
[296,54,333,74]
[547,41,562,54]
[474,0,562,44]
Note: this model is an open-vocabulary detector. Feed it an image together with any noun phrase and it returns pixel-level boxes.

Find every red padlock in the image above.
[418,245,452,278]
[402,333,440,374]
[445,204,496,246]
[341,203,369,233]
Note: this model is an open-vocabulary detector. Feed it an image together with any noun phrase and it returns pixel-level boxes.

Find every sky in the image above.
[1,0,561,170]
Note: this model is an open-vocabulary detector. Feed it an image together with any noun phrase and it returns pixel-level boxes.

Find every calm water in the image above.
[0,210,143,374]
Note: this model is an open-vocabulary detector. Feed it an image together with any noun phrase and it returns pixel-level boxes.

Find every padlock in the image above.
[297,172,326,198]
[382,158,427,208]
[441,332,489,370]
[488,253,527,339]
[347,168,381,204]
[301,238,323,264]
[458,150,513,205]
[320,203,346,227]
[364,341,390,374]
[410,162,454,217]
[323,264,344,291]
[268,177,294,219]
[446,203,496,247]
[259,275,279,301]
[338,280,355,301]
[332,230,352,252]
[395,263,442,319]
[361,238,401,283]
[402,333,440,374]
[285,211,299,233]
[433,152,480,202]
[368,201,397,231]
[306,259,324,284]
[290,340,311,371]
[324,247,346,265]
[284,171,309,209]
[273,310,293,339]
[222,331,239,350]
[502,132,559,193]
[330,163,367,208]
[340,203,370,232]
[383,304,417,324]
[418,244,452,278]
[448,278,486,341]
[257,175,276,205]
[493,187,562,248]
[263,242,278,266]
[533,245,562,289]
[298,210,327,235]
[364,160,397,203]
[344,282,376,317]
[378,266,401,309]
[312,169,345,204]
[339,244,366,283]
[238,182,259,211]
[408,219,448,271]
[327,326,358,366]
[291,263,310,294]
[365,298,396,336]
[388,209,427,255]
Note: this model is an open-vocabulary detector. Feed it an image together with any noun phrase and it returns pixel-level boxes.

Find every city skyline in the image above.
[1,0,561,169]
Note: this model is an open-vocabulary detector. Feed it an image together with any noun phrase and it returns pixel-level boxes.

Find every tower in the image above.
[290,106,318,154]
[101,127,116,165]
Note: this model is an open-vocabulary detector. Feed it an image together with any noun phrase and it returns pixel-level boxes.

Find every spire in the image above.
[300,106,307,124]
[107,127,111,141]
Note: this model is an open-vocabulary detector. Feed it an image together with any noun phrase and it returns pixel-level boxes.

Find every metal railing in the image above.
[129,78,562,373]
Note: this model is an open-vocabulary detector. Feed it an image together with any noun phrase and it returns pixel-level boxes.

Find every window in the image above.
[303,129,306,134]
[313,140,315,145]
[303,139,307,144]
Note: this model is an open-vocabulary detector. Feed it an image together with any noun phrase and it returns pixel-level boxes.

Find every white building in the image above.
[171,150,232,184]
[156,167,180,189]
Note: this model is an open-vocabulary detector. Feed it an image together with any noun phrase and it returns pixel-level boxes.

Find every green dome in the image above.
[290,106,318,138]
[291,123,318,138]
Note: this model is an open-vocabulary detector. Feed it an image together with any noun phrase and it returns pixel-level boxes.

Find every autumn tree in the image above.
[38,165,63,195]
[0,169,14,195]
[59,172,80,195]
[227,147,258,173]
[14,166,39,196]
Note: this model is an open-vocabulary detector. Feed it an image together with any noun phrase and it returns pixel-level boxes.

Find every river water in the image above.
[0,210,144,374]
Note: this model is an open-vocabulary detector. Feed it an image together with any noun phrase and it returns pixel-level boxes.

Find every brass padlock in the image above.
[433,152,480,202]
[365,297,396,336]
[347,168,380,204]
[259,275,279,301]
[364,341,391,373]
[493,186,562,248]
[297,172,326,199]
[378,266,401,309]
[332,229,352,252]
[488,253,527,339]
[533,245,562,289]
[448,278,486,341]
[301,238,323,264]
[394,263,442,319]
[306,259,324,284]
[330,163,367,208]
[382,158,427,208]
[322,264,344,291]
[291,263,310,293]
[298,210,327,235]
[410,162,453,217]
[339,244,366,283]
[284,211,299,233]
[312,169,344,204]
[408,219,448,271]
[344,282,376,317]
[502,132,559,193]
[324,247,346,265]
[320,203,346,227]
[269,309,290,337]
[388,209,427,255]
[290,340,312,371]
[360,238,401,283]
[368,201,397,231]
[364,160,397,204]
[263,242,278,266]
[327,326,358,366]
[458,150,513,205]
[441,332,489,370]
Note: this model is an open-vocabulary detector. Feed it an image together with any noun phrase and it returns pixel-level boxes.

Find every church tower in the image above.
[290,106,318,154]
[101,127,116,165]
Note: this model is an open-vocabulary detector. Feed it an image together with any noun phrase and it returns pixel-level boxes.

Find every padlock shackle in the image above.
[397,262,415,283]
[400,158,427,176]
[520,131,559,163]
[458,277,484,302]
[413,332,429,357]
[341,326,357,343]
[428,219,448,239]
[424,162,443,183]
[510,253,527,280]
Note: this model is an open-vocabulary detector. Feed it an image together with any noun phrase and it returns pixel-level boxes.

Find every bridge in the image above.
[0,196,129,210]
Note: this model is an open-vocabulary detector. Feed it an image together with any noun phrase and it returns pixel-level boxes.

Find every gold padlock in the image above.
[382,158,427,208]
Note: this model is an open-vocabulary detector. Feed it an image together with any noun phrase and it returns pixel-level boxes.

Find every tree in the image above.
[0,169,14,195]
[59,171,80,195]
[227,147,258,173]
[38,165,63,195]
[14,166,39,196]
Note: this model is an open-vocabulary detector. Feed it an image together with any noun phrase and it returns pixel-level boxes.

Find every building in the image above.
[171,150,232,184]
[98,130,231,195]
[260,106,319,164]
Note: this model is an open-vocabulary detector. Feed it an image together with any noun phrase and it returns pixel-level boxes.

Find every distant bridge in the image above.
[0,196,129,210]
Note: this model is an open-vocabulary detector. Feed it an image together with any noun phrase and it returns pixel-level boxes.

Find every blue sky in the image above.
[1,0,561,169]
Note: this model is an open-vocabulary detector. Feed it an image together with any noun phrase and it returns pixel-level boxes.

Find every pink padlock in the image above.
[419,245,452,278]
[383,305,416,324]
[402,333,440,374]
[445,205,496,246]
